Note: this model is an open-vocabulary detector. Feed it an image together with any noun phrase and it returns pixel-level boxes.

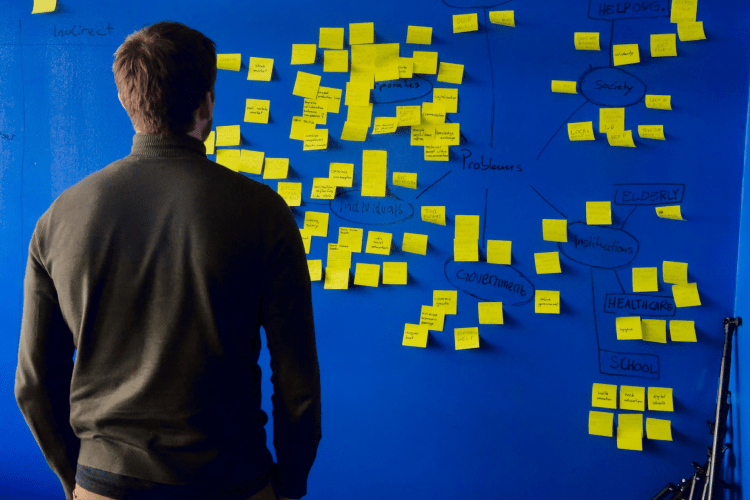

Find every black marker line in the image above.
[482,188,488,249]
[536,100,588,160]
[416,170,452,199]
[613,269,625,293]
[609,20,615,67]
[620,205,637,229]
[530,185,567,218]
[484,9,496,148]
[445,116,468,144]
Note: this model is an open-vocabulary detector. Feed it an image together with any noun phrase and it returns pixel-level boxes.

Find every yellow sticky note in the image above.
[671,0,697,23]
[303,130,329,151]
[291,44,316,65]
[244,99,270,124]
[362,150,387,197]
[327,246,352,270]
[324,267,349,290]
[263,158,289,179]
[670,320,697,341]
[407,26,432,45]
[454,239,478,262]
[663,261,688,285]
[292,71,322,99]
[303,99,327,125]
[453,13,479,33]
[373,117,400,135]
[238,150,264,175]
[347,104,374,126]
[319,27,345,50]
[397,105,422,127]
[600,107,625,134]
[535,290,560,314]
[656,206,685,220]
[422,102,447,125]
[290,116,316,141]
[672,283,701,308]
[592,383,618,409]
[568,121,595,141]
[393,172,417,189]
[677,21,706,42]
[307,259,322,281]
[543,219,568,242]
[204,131,215,155]
[215,125,241,147]
[434,124,460,146]
[455,327,480,350]
[413,51,438,75]
[433,88,458,113]
[478,302,503,325]
[489,10,514,27]
[616,316,643,340]
[455,215,480,240]
[607,130,635,147]
[354,263,380,287]
[422,206,446,225]
[338,227,363,253]
[421,305,445,331]
[365,231,392,255]
[575,32,600,51]
[645,95,672,110]
[277,182,302,207]
[642,319,667,344]
[304,211,329,237]
[324,50,349,73]
[437,62,464,84]
[632,268,658,292]
[216,150,241,171]
[487,240,511,265]
[551,80,578,94]
[32,0,56,13]
[613,44,640,66]
[534,252,561,274]
[433,290,458,315]
[317,87,342,113]
[340,121,369,142]
[375,43,401,82]
[651,34,677,57]
[617,414,643,451]
[638,125,665,140]
[589,411,614,437]
[311,178,337,199]
[349,22,374,45]
[247,57,274,81]
[383,262,408,285]
[402,233,428,255]
[587,202,612,225]
[646,418,673,441]
[425,144,450,161]
[217,54,242,71]
[403,323,428,348]
[299,228,312,254]
[648,387,674,412]
[620,385,646,412]
[330,163,354,187]
[345,82,371,106]
[398,58,415,79]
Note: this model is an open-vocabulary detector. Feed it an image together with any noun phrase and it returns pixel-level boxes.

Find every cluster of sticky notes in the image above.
[615,317,697,343]
[671,0,707,41]
[631,265,700,307]
[454,215,479,262]
[361,150,387,197]
[566,105,664,146]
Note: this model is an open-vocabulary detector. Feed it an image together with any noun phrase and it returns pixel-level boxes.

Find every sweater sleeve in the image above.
[261,194,322,499]
[15,230,80,500]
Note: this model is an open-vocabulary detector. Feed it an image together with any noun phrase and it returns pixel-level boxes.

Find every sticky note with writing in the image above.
[535,290,560,314]
[412,51,438,74]
[455,215,480,240]
[617,414,643,450]
[646,418,672,441]
[365,231,392,255]
[216,125,241,147]
[349,22,374,45]
[589,411,614,437]
[239,150,264,175]
[645,95,672,110]
[338,227,363,253]
[311,178,337,199]
[454,239,478,262]
[393,172,417,189]
[319,27,344,49]
[307,259,322,281]
[620,385,646,411]
[568,122,595,141]
[329,163,354,187]
[434,124,460,146]
[543,219,568,242]
[263,158,289,179]
[677,21,706,41]
[375,43,401,82]
[551,81,577,94]
[277,183,301,206]
[672,283,701,307]
[599,107,624,134]
[304,211,329,237]
[433,290,457,315]
[656,206,684,220]
[613,44,640,66]
[478,302,503,325]
[327,246,352,270]
[397,105,422,127]
[217,54,242,71]
[324,267,349,290]
[453,13,479,33]
[303,130,328,151]
[607,130,635,147]
[586,202,612,225]
[340,121,369,142]
[422,102,446,125]
[402,233,428,255]
[244,99,270,124]
[663,261,688,284]
[291,44,316,65]
[399,58,414,79]
[455,327,480,350]
[420,305,445,331]
[299,229,312,254]
[216,150,241,171]
[648,387,674,412]
[290,116,316,141]
[592,383,617,409]
[671,0,697,23]
[433,88,459,113]
[422,206,446,225]
[670,320,697,342]
[373,117,399,135]
[292,71,322,99]
[534,252,561,274]
[632,267,658,292]
[382,262,407,285]
[204,131,215,155]
[32,0,56,13]
[347,104,374,126]
[303,99,327,125]
[575,32,600,50]
[354,263,380,287]
[324,50,349,73]
[489,10,514,26]
[361,150,387,197]
[651,34,677,57]
[345,82,371,106]
[638,125,665,140]
[403,323,428,348]
[424,144,449,162]
[247,57,273,81]
[642,319,667,344]
[407,26,432,45]
[317,87,342,113]
[437,62,464,84]
[616,316,643,340]
[487,240,511,265]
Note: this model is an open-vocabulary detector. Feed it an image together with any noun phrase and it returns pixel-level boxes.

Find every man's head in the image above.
[113,22,216,139]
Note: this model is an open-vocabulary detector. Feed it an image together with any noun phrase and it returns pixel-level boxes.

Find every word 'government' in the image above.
[455,269,528,296]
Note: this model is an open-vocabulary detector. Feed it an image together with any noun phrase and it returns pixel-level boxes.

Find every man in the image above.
[15,22,321,500]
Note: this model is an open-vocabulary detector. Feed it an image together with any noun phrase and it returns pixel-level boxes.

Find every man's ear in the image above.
[200,91,214,120]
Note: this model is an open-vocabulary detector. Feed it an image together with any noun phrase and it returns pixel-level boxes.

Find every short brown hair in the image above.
[113,22,217,135]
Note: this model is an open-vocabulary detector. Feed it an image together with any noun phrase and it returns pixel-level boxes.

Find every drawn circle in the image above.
[558,222,640,269]
[578,66,647,107]
[443,258,535,306]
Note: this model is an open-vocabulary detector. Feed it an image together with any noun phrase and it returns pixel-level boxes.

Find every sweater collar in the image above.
[130,133,207,158]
